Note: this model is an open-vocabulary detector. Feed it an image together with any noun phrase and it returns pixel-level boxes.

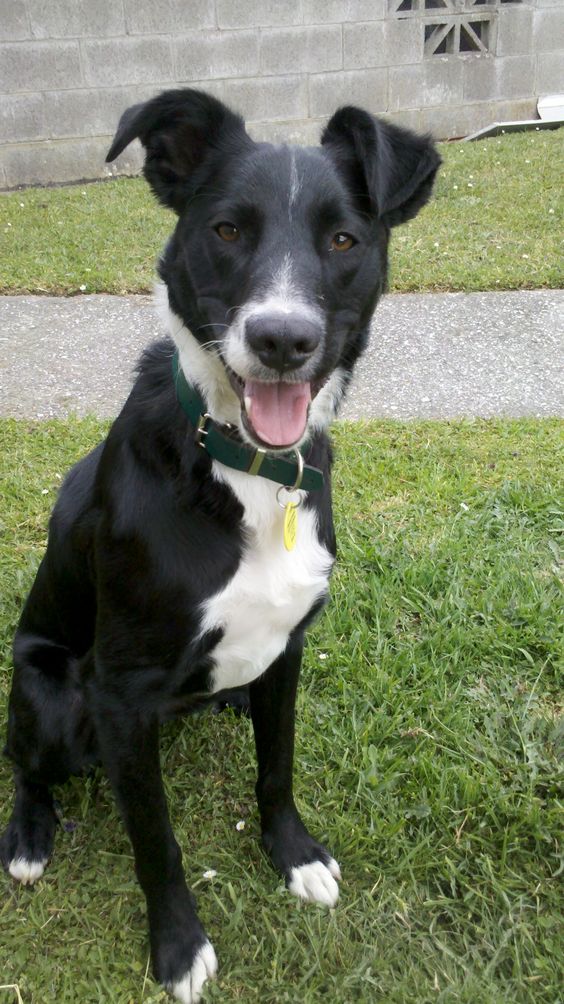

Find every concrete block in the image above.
[385,97,538,144]
[82,37,174,88]
[309,68,388,118]
[173,30,259,82]
[0,40,82,92]
[42,86,159,141]
[414,103,487,141]
[463,54,535,103]
[0,0,30,41]
[216,0,301,29]
[1,135,144,189]
[424,97,535,141]
[491,98,538,124]
[344,19,422,69]
[260,25,342,76]
[384,104,472,142]
[533,8,564,53]
[247,118,323,146]
[124,0,215,34]
[536,51,564,95]
[496,8,534,57]
[192,74,308,121]
[302,0,386,24]
[28,0,125,39]
[344,22,385,68]
[389,58,463,113]
[0,93,45,143]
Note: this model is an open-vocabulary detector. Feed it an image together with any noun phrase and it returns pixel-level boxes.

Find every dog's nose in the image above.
[245,315,322,373]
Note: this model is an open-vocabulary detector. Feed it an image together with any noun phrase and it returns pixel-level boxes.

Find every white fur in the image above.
[156,283,240,427]
[289,150,302,216]
[243,253,321,324]
[170,941,218,1004]
[201,465,333,693]
[309,367,347,433]
[9,856,47,885]
[288,858,341,907]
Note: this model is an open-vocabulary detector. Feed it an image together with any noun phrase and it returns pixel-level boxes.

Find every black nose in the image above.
[245,314,322,373]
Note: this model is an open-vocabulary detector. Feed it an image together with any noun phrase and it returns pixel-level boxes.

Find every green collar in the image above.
[172,350,324,492]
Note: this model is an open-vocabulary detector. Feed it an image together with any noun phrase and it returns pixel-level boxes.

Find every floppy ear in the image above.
[106,88,251,213]
[321,106,441,227]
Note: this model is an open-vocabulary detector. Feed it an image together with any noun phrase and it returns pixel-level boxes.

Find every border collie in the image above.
[1,89,440,1003]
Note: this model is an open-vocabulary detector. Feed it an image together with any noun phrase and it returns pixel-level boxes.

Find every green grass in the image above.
[0,417,562,1004]
[0,129,562,297]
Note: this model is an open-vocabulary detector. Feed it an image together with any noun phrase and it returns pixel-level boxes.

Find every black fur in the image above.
[1,89,440,1000]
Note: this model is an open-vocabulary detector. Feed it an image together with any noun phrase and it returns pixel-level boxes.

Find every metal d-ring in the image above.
[276,450,305,510]
[290,448,305,491]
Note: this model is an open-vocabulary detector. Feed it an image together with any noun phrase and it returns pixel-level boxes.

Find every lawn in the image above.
[0,129,562,297]
[0,417,562,1004]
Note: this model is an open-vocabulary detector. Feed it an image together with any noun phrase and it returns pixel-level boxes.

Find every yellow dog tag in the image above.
[283,502,298,551]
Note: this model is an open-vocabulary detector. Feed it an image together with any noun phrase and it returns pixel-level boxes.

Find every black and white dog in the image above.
[1,90,440,1002]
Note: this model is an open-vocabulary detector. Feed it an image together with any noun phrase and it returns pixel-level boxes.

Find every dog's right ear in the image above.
[106,89,251,213]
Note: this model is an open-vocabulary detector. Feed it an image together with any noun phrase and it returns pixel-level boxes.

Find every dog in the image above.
[1,89,440,1003]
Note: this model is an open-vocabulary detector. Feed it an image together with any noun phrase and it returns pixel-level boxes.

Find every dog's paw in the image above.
[7,855,49,885]
[1,809,55,886]
[288,857,341,907]
[168,941,218,1004]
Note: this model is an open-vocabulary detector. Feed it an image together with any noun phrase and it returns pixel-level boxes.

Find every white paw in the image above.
[170,941,218,1004]
[288,857,341,907]
[9,856,48,885]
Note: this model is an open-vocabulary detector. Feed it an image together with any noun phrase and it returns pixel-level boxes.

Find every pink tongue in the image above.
[245,381,311,447]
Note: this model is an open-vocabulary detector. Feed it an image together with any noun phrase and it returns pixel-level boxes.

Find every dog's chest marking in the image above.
[200,465,333,693]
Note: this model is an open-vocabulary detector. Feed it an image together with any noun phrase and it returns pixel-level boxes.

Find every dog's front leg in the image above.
[91,686,217,1004]
[250,633,341,907]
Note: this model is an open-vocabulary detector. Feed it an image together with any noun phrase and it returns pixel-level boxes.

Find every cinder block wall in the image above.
[0,0,561,188]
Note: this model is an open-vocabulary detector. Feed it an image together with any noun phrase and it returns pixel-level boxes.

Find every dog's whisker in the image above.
[198,340,223,352]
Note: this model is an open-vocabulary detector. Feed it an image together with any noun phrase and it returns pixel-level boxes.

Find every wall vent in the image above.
[389,0,520,56]
[390,0,521,9]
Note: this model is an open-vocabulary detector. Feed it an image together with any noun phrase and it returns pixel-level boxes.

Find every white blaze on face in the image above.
[225,253,322,371]
[288,149,302,219]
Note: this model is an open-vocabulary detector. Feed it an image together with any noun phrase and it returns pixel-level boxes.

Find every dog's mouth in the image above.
[226,369,325,449]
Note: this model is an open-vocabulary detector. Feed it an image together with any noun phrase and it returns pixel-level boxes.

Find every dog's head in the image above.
[107,89,440,450]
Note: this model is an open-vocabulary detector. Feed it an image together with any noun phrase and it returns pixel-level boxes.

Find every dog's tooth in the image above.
[244,395,252,412]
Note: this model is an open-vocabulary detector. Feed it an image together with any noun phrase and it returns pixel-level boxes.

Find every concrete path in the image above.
[0,289,562,420]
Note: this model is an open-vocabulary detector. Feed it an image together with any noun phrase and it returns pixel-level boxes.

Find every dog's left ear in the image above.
[106,88,252,213]
[322,106,441,227]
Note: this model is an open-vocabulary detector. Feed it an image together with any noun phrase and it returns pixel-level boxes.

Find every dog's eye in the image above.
[330,233,356,252]
[216,222,240,243]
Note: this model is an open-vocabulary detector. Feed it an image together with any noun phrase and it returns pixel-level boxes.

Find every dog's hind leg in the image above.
[0,771,57,884]
[1,633,96,884]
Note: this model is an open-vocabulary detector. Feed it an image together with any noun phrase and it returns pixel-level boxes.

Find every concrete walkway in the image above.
[0,289,562,420]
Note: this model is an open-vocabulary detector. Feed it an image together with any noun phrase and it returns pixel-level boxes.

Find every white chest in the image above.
[200,465,334,694]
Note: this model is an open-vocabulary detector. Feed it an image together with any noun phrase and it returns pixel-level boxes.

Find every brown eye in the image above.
[330,232,355,252]
[216,222,239,242]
